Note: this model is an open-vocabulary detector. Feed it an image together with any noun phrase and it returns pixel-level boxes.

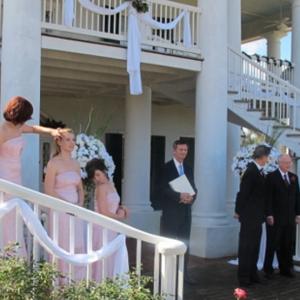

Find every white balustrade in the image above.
[41,0,201,56]
[0,179,186,300]
[228,47,300,130]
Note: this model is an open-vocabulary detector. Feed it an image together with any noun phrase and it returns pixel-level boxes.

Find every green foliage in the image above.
[58,272,164,300]
[0,244,58,300]
[0,244,165,300]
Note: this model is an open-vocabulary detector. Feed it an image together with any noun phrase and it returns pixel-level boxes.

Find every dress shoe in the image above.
[239,281,252,288]
[264,272,274,280]
[184,275,198,285]
[250,274,262,284]
[280,271,295,278]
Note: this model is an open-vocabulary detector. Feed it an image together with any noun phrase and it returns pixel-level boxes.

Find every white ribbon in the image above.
[0,198,129,276]
[65,0,192,95]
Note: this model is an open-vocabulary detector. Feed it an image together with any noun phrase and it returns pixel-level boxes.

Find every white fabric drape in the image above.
[0,198,129,276]
[65,0,192,95]
[64,0,74,26]
[228,223,279,270]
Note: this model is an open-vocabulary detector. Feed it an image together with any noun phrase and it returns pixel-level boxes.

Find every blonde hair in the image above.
[53,128,74,157]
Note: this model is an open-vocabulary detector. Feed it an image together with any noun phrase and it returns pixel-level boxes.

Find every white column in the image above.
[226,124,240,216]
[123,87,160,233]
[227,0,241,220]
[190,0,237,258]
[265,31,284,58]
[292,0,300,88]
[1,0,41,190]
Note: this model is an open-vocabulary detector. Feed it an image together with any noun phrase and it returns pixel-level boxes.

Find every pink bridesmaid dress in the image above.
[52,171,86,282]
[92,191,120,281]
[0,136,27,256]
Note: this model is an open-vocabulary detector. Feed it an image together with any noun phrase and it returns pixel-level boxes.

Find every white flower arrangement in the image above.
[232,143,280,176]
[72,133,115,180]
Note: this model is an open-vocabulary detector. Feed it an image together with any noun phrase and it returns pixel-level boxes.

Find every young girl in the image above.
[86,158,128,280]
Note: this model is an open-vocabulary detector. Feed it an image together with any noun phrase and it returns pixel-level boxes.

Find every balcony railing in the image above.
[41,0,201,57]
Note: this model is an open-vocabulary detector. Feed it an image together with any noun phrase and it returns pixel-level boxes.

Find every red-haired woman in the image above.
[0,96,60,256]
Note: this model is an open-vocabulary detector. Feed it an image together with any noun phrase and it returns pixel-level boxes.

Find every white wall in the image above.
[41,95,195,160]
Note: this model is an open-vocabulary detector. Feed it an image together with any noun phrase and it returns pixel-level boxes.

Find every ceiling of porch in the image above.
[41,49,196,106]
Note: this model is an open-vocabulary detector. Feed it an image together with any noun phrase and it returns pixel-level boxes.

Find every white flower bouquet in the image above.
[232,143,280,176]
[72,133,115,180]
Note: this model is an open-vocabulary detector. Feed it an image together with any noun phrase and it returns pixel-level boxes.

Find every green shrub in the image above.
[0,244,165,300]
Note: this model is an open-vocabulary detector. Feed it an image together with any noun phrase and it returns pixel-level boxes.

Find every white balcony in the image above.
[41,0,201,59]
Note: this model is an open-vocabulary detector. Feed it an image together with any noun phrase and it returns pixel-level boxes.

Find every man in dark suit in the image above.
[160,140,197,284]
[264,154,300,278]
[235,145,271,287]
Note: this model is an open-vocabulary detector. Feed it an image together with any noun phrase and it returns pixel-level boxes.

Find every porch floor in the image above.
[127,239,300,300]
[186,255,300,300]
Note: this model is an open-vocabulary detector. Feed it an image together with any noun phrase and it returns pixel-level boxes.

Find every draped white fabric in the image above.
[64,0,74,27]
[0,198,129,276]
[228,223,279,270]
[65,0,193,95]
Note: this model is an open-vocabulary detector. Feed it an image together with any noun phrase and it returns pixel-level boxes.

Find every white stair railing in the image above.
[228,47,300,130]
[0,179,186,300]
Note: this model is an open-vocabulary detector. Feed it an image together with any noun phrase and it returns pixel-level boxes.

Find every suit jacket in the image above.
[160,159,197,219]
[266,169,300,226]
[235,162,267,225]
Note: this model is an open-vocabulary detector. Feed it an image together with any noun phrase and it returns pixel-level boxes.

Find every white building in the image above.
[1,0,300,259]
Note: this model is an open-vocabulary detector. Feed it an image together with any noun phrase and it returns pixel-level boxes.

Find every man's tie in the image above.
[284,174,290,187]
[178,164,184,176]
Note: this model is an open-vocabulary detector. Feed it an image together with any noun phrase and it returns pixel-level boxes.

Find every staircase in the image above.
[228,47,300,153]
[0,179,185,300]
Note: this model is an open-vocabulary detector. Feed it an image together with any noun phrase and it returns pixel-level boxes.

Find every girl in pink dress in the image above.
[44,128,86,283]
[85,158,128,281]
[0,96,60,256]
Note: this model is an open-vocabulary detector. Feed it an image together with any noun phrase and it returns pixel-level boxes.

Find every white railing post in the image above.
[160,253,177,300]
[294,224,300,262]
[86,222,93,284]
[33,203,41,261]
[158,241,186,300]
[0,191,4,250]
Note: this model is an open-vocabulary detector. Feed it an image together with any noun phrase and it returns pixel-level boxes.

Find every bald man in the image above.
[264,154,300,278]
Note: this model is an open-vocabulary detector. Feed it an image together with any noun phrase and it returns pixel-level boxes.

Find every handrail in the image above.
[0,179,186,299]
[0,179,186,254]
[228,47,300,94]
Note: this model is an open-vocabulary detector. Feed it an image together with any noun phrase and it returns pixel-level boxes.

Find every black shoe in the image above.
[250,274,262,284]
[239,281,252,288]
[280,271,295,278]
[264,273,274,280]
[184,275,198,286]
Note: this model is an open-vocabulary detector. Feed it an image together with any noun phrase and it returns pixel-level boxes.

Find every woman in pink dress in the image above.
[44,128,86,282]
[85,158,128,281]
[0,96,60,256]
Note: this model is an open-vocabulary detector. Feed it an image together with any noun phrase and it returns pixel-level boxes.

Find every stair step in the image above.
[273,125,292,129]
[228,90,239,95]
[234,99,249,104]
[286,133,300,138]
[247,108,265,112]
[260,117,279,121]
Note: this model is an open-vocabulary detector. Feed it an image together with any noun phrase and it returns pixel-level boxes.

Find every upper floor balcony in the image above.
[41,0,202,60]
